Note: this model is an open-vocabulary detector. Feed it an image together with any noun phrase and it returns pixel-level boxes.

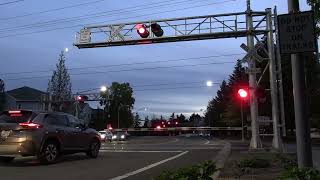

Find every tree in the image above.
[307,0,320,35]
[47,51,72,111]
[0,79,5,112]
[177,113,186,123]
[170,113,175,120]
[100,82,135,128]
[133,112,141,128]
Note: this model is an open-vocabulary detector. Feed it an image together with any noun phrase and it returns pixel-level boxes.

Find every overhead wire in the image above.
[0,0,237,38]
[0,0,23,6]
[4,61,235,81]
[0,53,244,76]
[0,0,207,32]
[0,0,107,20]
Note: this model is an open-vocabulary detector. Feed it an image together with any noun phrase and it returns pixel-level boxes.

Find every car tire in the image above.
[86,139,100,158]
[0,157,14,163]
[38,141,60,164]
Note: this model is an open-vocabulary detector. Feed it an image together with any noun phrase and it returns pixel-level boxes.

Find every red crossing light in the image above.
[238,89,248,99]
[136,24,149,38]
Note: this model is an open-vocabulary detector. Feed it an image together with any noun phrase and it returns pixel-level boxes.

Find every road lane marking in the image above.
[109,151,188,180]
[100,150,183,153]
[204,139,210,145]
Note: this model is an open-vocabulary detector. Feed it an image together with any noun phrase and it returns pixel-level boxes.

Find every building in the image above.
[4,86,47,111]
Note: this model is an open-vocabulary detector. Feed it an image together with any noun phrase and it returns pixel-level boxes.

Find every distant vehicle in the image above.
[198,130,211,137]
[112,132,128,141]
[99,130,113,142]
[0,110,101,164]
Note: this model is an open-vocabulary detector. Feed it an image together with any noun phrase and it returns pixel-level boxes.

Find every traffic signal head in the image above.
[238,88,248,99]
[76,95,88,102]
[136,24,149,38]
[151,23,163,37]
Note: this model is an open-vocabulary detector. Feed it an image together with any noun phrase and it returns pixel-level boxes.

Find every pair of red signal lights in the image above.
[136,23,164,38]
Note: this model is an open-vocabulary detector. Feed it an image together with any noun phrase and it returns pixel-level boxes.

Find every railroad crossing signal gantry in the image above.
[74,11,268,48]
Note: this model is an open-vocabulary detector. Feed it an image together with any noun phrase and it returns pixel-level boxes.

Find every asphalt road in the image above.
[0,136,225,180]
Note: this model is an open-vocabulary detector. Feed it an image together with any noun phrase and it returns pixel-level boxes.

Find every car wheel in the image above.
[86,140,100,158]
[0,157,14,163]
[38,141,59,164]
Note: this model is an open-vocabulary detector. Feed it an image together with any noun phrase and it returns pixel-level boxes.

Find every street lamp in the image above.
[206,81,213,87]
[65,48,69,52]
[100,86,107,92]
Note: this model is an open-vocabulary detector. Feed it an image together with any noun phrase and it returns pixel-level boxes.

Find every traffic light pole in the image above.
[287,0,313,168]
[246,0,262,149]
[240,100,245,142]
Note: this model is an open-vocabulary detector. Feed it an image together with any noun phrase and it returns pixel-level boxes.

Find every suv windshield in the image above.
[0,110,36,123]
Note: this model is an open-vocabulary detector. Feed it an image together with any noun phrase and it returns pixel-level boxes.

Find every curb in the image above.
[211,141,231,180]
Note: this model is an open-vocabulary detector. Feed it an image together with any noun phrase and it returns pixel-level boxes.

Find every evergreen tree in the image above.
[133,112,141,128]
[47,51,72,111]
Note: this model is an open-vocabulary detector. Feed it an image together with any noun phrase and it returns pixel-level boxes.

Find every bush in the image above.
[238,157,270,168]
[153,161,217,180]
[273,153,297,170]
[280,167,320,180]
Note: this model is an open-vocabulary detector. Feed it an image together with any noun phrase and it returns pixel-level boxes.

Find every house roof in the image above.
[7,86,47,101]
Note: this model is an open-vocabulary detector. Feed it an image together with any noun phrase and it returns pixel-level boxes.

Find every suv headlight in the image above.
[120,135,125,139]
[112,135,117,139]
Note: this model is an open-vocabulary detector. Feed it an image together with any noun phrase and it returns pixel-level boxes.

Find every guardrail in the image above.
[111,127,243,132]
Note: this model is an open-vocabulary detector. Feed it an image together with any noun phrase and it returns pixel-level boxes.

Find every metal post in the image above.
[241,100,245,142]
[75,102,79,118]
[266,8,283,150]
[288,0,313,167]
[118,105,121,129]
[274,6,287,137]
[246,0,262,149]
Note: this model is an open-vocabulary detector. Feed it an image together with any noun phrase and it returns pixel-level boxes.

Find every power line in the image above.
[0,0,201,32]
[4,61,234,81]
[0,0,107,20]
[75,80,222,93]
[0,0,23,6]
[0,0,237,38]
[134,85,217,92]
[0,53,243,76]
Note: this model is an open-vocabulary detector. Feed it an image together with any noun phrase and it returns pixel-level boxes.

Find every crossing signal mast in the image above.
[73,0,285,150]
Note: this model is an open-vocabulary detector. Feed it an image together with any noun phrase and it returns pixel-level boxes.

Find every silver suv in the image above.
[0,110,101,164]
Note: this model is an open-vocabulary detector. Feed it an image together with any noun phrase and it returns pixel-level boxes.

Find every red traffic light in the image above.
[238,89,248,98]
[76,95,88,102]
[136,24,149,38]
[151,23,163,37]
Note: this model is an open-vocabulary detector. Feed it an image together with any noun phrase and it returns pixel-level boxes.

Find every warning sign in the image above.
[278,11,317,54]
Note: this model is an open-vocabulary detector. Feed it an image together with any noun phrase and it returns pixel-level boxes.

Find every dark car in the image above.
[111,132,128,141]
[0,110,101,164]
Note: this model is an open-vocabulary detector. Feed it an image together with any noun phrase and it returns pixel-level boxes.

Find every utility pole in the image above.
[287,0,313,167]
[246,0,262,149]
[274,6,287,137]
[266,8,283,150]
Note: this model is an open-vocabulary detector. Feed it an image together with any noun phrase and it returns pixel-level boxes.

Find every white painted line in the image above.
[100,150,183,153]
[109,151,188,180]
[204,139,210,145]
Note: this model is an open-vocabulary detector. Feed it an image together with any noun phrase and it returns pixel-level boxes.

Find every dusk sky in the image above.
[0,0,310,118]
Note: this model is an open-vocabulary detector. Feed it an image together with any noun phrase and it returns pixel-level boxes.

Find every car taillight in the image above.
[19,122,42,129]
